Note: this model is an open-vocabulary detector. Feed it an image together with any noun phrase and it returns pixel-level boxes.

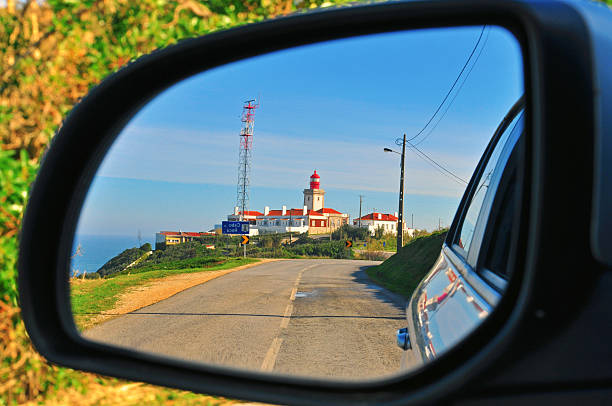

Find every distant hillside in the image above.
[366,231,447,298]
[96,243,151,277]
[97,242,224,278]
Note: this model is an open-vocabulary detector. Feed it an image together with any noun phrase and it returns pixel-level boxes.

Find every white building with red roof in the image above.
[231,170,349,235]
[254,206,323,234]
[353,212,415,237]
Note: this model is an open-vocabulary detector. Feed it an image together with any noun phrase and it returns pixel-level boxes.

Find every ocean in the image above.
[71,234,153,274]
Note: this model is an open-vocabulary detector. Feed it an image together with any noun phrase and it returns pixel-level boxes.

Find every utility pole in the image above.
[397,133,406,252]
[358,195,363,228]
[383,135,406,253]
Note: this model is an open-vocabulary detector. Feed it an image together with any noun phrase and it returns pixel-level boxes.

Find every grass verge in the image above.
[366,231,447,298]
[71,258,258,330]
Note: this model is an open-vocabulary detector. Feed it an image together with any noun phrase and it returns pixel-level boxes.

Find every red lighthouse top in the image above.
[310,170,320,189]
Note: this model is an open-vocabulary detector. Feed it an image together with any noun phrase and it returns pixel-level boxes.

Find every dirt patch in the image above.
[86,259,283,328]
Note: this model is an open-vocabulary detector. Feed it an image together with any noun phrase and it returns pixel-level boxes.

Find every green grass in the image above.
[366,231,447,298]
[71,257,258,329]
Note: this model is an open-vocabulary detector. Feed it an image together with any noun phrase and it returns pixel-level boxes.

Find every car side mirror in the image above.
[18,1,611,405]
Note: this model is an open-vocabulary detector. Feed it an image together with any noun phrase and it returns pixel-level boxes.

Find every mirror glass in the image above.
[70,26,523,381]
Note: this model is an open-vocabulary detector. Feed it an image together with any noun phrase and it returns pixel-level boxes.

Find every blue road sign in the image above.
[222,221,250,235]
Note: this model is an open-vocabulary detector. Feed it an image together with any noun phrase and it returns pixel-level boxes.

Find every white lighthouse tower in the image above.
[303,170,325,211]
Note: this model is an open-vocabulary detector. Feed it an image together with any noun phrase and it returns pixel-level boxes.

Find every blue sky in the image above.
[76,25,523,239]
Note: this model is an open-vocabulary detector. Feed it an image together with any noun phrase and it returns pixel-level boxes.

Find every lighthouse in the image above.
[303,170,325,211]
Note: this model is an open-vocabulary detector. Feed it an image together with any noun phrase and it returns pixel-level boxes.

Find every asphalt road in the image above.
[84,259,414,380]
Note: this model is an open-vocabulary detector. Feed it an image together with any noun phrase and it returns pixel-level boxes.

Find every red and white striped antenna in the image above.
[236,99,259,220]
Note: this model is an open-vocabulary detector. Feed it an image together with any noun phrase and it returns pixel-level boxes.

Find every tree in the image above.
[332,224,368,241]
[374,225,385,239]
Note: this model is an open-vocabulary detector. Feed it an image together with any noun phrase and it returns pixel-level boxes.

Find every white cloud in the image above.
[97,124,487,198]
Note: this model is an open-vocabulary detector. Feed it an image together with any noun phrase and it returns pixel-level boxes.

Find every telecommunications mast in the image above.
[236,99,259,221]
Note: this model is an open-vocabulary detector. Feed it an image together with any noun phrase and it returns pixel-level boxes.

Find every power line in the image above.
[406,25,487,144]
[407,141,468,185]
[414,26,491,147]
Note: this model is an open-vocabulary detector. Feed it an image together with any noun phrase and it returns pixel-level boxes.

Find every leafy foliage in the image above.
[0,149,37,306]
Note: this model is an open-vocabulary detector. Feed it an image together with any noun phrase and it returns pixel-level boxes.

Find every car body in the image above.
[401,99,524,365]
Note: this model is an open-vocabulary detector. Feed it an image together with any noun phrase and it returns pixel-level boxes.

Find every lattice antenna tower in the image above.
[236,99,259,220]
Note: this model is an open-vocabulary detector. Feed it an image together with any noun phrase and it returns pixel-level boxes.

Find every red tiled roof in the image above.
[317,208,342,214]
[263,209,324,217]
[159,231,204,237]
[235,211,263,216]
[356,213,398,222]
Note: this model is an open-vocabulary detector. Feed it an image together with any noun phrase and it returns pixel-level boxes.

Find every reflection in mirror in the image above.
[70,26,523,381]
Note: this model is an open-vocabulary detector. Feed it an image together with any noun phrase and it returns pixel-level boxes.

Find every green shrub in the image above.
[286,240,352,259]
